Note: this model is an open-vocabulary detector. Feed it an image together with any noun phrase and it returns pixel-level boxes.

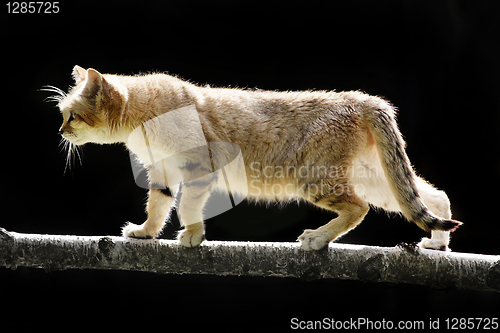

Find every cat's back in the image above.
[198,85,371,118]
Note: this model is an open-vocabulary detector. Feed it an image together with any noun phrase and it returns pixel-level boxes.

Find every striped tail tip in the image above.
[435,219,462,232]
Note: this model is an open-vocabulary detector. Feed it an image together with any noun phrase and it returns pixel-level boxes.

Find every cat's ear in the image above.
[72,65,87,84]
[81,68,103,98]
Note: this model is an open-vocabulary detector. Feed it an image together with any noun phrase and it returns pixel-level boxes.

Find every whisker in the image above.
[60,138,83,175]
[73,144,83,166]
[40,85,67,104]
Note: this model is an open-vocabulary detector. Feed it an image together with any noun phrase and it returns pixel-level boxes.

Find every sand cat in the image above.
[48,65,461,251]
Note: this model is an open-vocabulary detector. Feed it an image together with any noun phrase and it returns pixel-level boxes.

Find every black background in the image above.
[2,0,499,330]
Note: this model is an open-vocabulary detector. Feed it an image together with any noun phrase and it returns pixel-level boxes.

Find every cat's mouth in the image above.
[61,132,85,145]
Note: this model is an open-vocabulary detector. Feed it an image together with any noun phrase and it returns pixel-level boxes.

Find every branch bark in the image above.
[1,228,499,292]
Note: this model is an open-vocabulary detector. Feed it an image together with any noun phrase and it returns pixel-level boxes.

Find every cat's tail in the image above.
[362,97,462,232]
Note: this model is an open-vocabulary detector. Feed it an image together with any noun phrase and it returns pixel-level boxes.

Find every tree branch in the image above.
[1,228,499,292]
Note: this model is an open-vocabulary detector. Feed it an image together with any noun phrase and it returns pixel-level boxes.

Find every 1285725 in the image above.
[445,318,498,330]
[6,2,59,14]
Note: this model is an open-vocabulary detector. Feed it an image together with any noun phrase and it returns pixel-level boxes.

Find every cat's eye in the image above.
[68,112,76,122]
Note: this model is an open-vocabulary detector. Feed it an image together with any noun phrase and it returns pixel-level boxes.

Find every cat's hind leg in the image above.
[418,230,450,251]
[415,177,453,251]
[298,185,370,250]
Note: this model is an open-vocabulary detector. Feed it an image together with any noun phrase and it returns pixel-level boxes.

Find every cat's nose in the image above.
[58,129,64,135]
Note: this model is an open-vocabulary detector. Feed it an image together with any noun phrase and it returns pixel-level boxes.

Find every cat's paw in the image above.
[178,222,205,247]
[417,237,449,251]
[122,222,155,239]
[298,229,331,251]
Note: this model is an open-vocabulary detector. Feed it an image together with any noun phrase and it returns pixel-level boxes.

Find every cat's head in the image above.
[51,65,128,145]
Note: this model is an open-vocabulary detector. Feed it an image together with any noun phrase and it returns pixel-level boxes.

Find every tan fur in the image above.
[53,65,461,250]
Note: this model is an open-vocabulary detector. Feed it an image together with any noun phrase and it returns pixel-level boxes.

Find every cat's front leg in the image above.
[178,222,205,247]
[122,188,174,239]
[176,175,215,247]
